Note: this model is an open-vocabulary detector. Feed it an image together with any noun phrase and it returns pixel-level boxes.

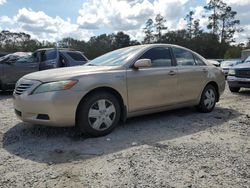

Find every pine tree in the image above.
[155,14,168,42]
[185,11,194,38]
[143,18,154,44]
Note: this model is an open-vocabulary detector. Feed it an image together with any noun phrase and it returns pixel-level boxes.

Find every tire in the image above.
[76,92,121,137]
[229,86,240,93]
[197,84,217,113]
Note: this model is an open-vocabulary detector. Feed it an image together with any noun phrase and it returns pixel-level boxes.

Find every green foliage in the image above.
[224,46,242,59]
[204,0,241,43]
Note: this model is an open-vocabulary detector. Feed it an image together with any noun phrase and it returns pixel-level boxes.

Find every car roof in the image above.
[35,48,78,52]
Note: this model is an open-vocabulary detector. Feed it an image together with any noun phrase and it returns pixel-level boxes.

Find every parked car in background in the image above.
[243,55,250,63]
[207,59,220,67]
[227,61,250,92]
[0,52,9,58]
[220,59,242,77]
[0,52,31,62]
[14,44,225,137]
[0,48,88,91]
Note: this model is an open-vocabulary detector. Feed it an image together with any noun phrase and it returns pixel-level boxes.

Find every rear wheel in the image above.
[197,85,217,113]
[229,86,240,93]
[76,92,121,137]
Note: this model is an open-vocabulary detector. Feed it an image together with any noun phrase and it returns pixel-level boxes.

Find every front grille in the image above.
[14,83,33,95]
[236,69,250,78]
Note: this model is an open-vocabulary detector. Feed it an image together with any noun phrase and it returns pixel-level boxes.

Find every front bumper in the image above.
[13,79,86,127]
[227,76,250,88]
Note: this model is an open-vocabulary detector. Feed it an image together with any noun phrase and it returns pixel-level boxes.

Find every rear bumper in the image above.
[227,76,250,88]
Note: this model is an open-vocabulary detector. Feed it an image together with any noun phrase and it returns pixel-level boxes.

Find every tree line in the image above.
[0,0,249,59]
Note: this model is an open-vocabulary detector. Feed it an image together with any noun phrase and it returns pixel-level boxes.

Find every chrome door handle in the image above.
[168,70,176,76]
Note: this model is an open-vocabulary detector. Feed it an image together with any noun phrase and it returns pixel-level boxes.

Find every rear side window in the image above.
[42,50,57,61]
[67,52,87,61]
[194,55,206,66]
[139,47,172,67]
[172,48,196,66]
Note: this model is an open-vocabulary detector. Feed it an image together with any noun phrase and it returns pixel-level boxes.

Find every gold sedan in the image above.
[14,44,225,137]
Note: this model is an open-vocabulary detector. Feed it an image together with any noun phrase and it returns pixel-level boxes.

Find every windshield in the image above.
[85,46,144,66]
[0,54,11,62]
[17,54,35,63]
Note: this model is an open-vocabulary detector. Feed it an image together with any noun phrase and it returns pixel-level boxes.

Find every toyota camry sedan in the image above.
[13,44,225,137]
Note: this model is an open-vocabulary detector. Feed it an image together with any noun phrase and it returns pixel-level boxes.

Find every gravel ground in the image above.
[0,87,249,188]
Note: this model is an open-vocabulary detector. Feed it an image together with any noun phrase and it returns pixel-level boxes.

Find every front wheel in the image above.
[229,86,240,93]
[197,85,217,113]
[76,92,121,137]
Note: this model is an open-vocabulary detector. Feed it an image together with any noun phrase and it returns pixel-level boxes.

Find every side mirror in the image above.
[134,59,152,69]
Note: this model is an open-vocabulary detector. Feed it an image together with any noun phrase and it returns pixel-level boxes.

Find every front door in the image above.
[3,54,39,87]
[126,47,178,112]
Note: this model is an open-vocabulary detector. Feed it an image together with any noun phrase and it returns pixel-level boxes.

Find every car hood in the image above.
[23,65,123,82]
[233,62,250,69]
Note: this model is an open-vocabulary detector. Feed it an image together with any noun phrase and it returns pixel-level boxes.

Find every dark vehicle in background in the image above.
[0,52,9,58]
[227,61,250,92]
[0,48,88,91]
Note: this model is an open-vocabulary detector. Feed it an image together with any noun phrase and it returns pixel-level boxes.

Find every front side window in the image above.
[172,48,196,66]
[139,47,172,67]
[194,55,206,66]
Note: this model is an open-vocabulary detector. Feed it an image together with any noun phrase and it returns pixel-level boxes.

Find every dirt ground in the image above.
[0,86,249,188]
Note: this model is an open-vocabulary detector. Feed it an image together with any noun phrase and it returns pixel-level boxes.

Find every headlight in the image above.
[228,69,236,76]
[33,80,78,94]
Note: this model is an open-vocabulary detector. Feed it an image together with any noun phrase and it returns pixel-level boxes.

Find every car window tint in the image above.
[139,47,172,67]
[173,48,196,66]
[67,52,87,61]
[59,53,69,67]
[16,55,35,63]
[194,55,206,66]
[42,50,57,61]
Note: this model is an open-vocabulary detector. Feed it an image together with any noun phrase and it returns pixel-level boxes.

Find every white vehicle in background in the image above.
[207,59,220,67]
[220,59,242,77]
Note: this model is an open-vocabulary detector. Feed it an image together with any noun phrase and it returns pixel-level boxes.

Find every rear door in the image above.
[172,47,208,102]
[126,47,178,112]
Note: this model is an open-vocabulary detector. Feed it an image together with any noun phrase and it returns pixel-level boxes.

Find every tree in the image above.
[113,32,131,49]
[193,19,203,38]
[246,38,250,49]
[204,0,226,35]
[220,5,240,43]
[143,18,154,44]
[185,11,194,38]
[154,14,168,42]
[204,0,241,43]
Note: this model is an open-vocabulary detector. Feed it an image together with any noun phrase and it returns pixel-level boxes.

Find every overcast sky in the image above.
[0,0,249,43]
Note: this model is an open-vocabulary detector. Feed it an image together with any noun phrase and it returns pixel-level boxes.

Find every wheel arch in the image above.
[205,81,220,102]
[75,86,127,125]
